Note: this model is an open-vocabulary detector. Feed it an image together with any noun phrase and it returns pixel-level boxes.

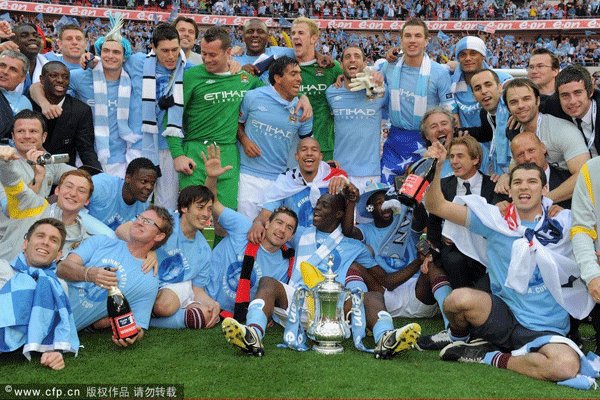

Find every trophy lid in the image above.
[317,255,343,292]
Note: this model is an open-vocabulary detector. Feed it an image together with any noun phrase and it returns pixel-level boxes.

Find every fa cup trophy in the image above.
[306,256,351,354]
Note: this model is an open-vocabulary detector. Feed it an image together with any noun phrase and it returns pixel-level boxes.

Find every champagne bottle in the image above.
[107,286,138,340]
[398,157,438,207]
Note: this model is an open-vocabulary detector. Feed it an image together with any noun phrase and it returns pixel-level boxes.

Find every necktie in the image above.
[463,182,472,195]
[575,118,592,156]
[576,118,584,134]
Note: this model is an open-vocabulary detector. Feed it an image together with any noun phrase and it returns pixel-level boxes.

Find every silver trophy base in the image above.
[313,342,344,354]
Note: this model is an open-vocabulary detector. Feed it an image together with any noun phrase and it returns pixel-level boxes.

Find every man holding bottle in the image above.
[57,206,173,347]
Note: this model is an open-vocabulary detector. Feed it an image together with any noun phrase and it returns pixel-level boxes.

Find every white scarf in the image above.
[262,161,348,207]
[292,225,344,287]
[442,195,595,319]
[389,54,431,128]
[92,61,139,164]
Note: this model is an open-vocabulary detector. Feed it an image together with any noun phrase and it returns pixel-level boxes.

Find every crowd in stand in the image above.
[26,0,600,20]
[198,0,600,20]
[6,12,600,68]
[2,9,600,392]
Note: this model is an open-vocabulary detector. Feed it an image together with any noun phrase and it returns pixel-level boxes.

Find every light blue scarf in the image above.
[487,97,511,175]
[0,254,79,359]
[293,226,344,277]
[389,54,431,129]
[92,61,139,165]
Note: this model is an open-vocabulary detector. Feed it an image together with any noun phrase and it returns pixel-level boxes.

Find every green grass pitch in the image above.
[1,318,598,398]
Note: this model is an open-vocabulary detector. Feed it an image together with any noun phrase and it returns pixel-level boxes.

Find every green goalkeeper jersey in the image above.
[168,65,262,158]
[299,61,342,157]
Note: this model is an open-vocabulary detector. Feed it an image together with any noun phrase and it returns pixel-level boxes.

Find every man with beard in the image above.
[380,18,453,183]
[468,69,510,175]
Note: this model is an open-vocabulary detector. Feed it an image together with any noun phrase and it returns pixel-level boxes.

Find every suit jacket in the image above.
[0,90,13,141]
[543,90,600,156]
[427,173,496,249]
[549,163,572,209]
[32,95,101,170]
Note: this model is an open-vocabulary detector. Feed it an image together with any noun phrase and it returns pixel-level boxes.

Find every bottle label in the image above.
[400,174,424,198]
[110,312,137,339]
[414,181,430,203]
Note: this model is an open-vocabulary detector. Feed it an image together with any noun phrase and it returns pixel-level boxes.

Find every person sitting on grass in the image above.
[116,185,220,330]
[341,181,439,320]
[425,140,599,389]
[222,189,421,359]
[57,206,173,348]
[201,144,298,322]
[0,218,79,370]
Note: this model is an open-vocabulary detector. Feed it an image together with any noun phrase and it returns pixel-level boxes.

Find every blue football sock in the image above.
[433,285,452,329]
[246,299,268,339]
[149,309,185,329]
[373,311,394,343]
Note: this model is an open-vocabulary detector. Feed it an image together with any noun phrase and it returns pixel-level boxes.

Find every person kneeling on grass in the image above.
[424,140,600,389]
[116,186,221,330]
[222,191,421,359]
[0,218,79,370]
